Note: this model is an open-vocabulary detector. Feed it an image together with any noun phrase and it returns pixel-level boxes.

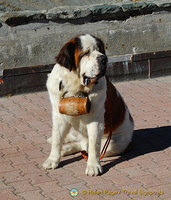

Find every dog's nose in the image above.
[98,55,108,66]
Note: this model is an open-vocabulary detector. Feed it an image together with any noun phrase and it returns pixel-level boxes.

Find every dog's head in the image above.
[56,34,108,86]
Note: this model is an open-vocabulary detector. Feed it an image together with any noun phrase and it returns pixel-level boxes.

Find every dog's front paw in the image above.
[85,162,103,176]
[43,158,59,170]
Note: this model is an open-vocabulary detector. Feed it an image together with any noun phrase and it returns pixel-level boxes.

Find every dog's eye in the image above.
[84,50,90,56]
[79,50,90,60]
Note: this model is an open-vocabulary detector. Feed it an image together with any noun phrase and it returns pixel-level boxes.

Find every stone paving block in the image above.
[64,163,87,177]
[40,144,52,156]
[30,156,48,169]
[0,180,9,190]
[131,158,159,170]
[160,196,171,200]
[113,159,134,169]
[2,115,27,129]
[46,166,70,176]
[148,184,171,200]
[111,175,140,187]
[2,150,25,161]
[1,147,21,158]
[0,122,10,135]
[9,154,30,166]
[160,159,171,168]
[0,139,12,149]
[18,111,41,123]
[25,148,46,160]
[26,120,52,132]
[131,174,169,187]
[0,154,7,163]
[0,189,21,200]
[102,167,128,178]
[148,151,171,162]
[8,136,35,151]
[9,180,39,194]
[120,166,152,178]
[2,128,22,139]
[79,174,113,187]
[15,163,41,175]
[1,170,25,184]
[27,134,48,146]
[0,161,15,173]
[147,165,171,178]
[24,172,52,185]
[18,189,48,200]
[132,194,162,200]
[160,176,171,184]
[54,172,82,186]
[37,181,63,194]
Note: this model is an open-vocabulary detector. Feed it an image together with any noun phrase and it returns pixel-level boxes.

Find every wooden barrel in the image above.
[59,97,91,116]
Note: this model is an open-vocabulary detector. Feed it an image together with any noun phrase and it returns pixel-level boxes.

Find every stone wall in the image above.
[0,0,171,95]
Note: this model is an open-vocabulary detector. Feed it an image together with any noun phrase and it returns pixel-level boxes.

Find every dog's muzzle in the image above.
[83,55,108,86]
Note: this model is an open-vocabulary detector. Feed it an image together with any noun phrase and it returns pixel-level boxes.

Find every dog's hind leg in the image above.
[47,127,88,157]
[61,142,81,156]
[47,127,79,145]
[61,128,88,156]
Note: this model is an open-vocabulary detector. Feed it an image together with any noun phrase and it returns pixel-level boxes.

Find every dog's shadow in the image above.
[102,126,171,174]
[59,126,171,173]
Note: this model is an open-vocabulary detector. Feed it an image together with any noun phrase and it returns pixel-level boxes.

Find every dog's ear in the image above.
[93,36,106,55]
[56,40,76,71]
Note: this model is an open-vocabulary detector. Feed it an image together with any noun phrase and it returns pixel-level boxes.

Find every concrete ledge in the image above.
[0,50,170,96]
[1,2,170,26]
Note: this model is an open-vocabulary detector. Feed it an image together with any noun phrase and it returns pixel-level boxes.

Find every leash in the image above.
[81,129,112,161]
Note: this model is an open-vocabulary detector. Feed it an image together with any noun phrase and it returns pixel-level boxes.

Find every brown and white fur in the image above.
[43,34,134,176]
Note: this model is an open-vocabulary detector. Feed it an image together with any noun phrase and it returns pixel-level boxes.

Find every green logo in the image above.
[70,188,78,197]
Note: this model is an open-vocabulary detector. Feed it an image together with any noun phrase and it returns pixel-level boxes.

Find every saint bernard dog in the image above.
[43,34,134,176]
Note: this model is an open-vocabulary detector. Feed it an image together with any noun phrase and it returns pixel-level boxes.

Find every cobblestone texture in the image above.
[0,76,170,200]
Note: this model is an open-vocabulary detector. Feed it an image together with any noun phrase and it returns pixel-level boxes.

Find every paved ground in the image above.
[0,76,170,200]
